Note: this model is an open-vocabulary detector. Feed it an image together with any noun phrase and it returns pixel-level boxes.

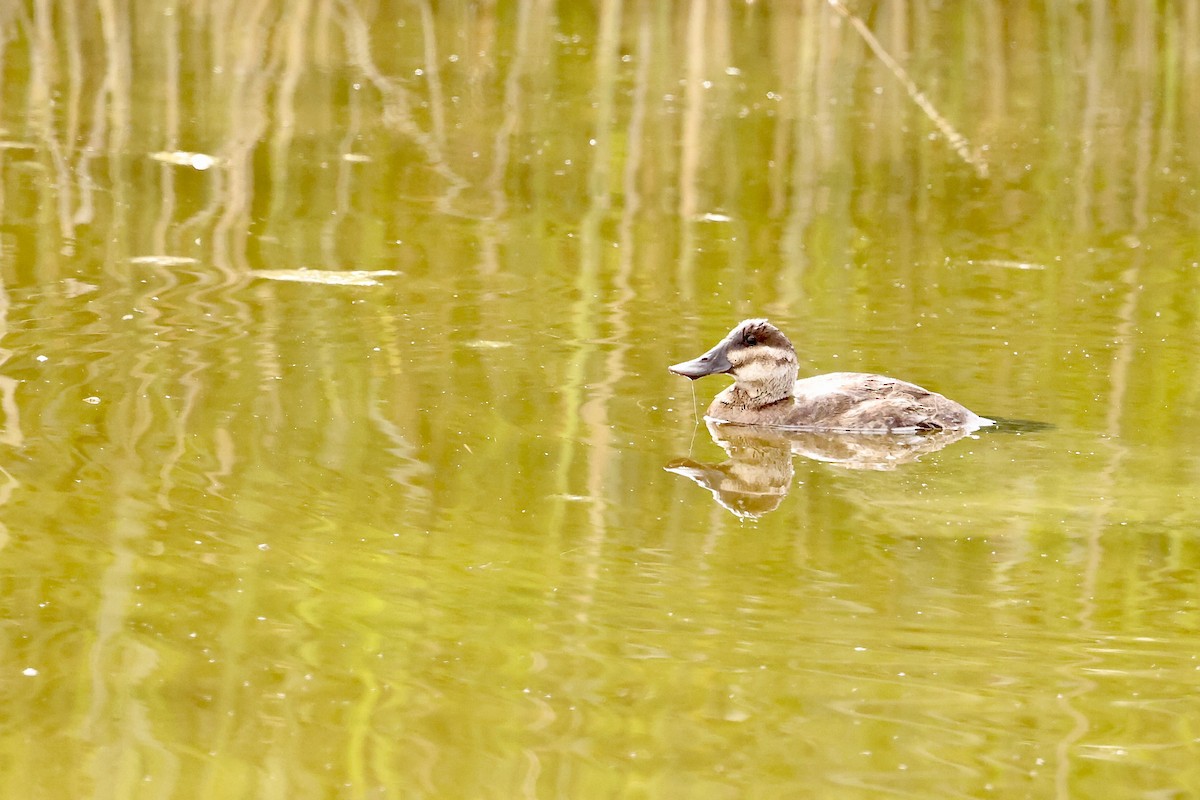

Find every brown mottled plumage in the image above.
[669,319,991,433]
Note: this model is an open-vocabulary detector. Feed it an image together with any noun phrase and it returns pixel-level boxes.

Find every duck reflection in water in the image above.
[666,420,977,519]
[666,319,990,518]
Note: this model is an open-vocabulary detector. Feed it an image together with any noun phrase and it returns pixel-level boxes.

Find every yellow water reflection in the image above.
[667,420,981,518]
[2,1,1200,798]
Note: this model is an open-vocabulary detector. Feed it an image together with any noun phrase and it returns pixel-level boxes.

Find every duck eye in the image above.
[743,333,758,346]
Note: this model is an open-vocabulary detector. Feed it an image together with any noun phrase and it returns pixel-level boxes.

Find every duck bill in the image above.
[668,338,733,379]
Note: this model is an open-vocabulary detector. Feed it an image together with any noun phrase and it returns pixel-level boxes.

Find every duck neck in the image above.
[726,365,797,408]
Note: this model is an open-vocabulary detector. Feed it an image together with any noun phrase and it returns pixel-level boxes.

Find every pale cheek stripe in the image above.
[733,346,791,378]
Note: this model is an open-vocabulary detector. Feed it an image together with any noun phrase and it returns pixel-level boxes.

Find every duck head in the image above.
[669,319,800,405]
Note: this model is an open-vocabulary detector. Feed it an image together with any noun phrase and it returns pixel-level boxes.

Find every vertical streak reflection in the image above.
[677,0,708,295]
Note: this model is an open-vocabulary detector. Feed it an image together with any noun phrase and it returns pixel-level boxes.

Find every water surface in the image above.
[2,2,1200,798]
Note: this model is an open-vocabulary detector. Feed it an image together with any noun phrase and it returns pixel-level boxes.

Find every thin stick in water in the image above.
[827,0,989,178]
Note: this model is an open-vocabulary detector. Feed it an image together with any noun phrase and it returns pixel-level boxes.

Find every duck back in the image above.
[710,372,985,432]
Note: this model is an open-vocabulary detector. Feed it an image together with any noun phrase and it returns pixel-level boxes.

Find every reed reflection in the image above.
[667,419,975,518]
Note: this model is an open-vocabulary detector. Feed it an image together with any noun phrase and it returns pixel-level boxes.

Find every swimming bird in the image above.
[669,319,991,433]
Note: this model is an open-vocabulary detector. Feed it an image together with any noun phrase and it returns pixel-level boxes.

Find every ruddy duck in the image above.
[669,319,992,433]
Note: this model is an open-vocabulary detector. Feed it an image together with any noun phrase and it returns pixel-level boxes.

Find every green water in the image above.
[2,1,1200,797]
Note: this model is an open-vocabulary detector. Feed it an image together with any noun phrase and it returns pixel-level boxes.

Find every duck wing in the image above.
[792,372,974,432]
